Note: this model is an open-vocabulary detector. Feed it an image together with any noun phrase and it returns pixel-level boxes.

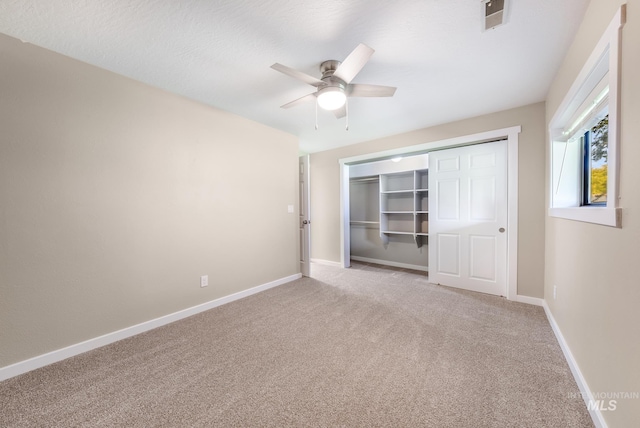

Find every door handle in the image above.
[302,220,309,225]
[499,227,505,233]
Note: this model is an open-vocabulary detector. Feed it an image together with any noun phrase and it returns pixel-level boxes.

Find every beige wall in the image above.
[544,1,640,426]
[310,102,546,298]
[0,34,299,368]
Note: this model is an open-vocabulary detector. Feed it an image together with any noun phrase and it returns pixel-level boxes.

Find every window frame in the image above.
[548,5,625,227]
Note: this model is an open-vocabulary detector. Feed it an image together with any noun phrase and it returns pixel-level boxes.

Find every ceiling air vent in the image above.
[482,0,507,31]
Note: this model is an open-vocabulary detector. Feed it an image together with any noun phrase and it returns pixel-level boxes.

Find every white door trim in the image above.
[339,126,521,300]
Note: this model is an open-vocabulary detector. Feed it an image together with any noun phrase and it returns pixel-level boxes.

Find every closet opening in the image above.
[349,155,430,272]
[338,126,521,300]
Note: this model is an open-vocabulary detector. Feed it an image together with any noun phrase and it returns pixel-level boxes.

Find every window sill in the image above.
[549,206,621,228]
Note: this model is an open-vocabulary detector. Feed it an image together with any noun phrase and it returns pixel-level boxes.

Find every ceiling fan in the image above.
[271,43,396,121]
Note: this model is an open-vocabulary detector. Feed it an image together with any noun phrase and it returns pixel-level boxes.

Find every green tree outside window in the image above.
[589,115,608,202]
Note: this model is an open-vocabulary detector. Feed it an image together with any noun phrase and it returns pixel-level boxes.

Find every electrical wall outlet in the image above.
[553,285,557,300]
[200,275,208,288]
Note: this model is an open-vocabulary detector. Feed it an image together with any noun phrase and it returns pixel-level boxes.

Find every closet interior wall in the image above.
[349,155,429,271]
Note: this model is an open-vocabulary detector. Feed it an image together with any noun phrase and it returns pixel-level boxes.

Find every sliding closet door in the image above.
[428,141,507,296]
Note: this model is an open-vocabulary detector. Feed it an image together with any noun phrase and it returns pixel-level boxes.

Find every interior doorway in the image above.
[299,155,311,277]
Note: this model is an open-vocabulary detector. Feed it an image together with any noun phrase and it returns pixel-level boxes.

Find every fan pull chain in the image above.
[315,101,318,130]
[345,98,349,131]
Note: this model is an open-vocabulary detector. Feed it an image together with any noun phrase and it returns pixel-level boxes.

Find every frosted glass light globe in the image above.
[317,87,346,111]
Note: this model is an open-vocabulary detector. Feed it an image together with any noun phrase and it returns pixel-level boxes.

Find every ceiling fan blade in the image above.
[271,63,325,87]
[348,84,397,97]
[333,105,347,119]
[333,43,375,84]
[280,93,317,109]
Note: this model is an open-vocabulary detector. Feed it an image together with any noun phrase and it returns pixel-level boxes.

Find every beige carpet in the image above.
[0,262,592,427]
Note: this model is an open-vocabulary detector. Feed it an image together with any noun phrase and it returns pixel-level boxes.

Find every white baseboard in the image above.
[0,273,302,382]
[349,256,428,272]
[310,258,342,268]
[515,295,544,306]
[542,300,607,428]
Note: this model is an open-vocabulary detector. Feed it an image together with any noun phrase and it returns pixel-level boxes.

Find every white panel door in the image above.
[428,141,507,296]
[299,155,311,277]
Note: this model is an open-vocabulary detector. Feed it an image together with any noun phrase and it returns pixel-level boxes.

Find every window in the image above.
[548,5,624,227]
[583,114,608,205]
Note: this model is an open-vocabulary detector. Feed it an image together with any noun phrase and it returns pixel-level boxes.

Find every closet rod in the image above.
[350,176,379,183]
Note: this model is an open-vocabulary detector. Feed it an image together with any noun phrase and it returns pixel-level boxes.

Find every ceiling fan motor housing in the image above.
[320,60,346,88]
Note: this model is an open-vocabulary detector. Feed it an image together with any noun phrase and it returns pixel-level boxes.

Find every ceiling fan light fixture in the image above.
[317,86,346,111]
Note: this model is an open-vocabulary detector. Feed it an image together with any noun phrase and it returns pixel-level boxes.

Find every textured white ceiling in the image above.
[0,0,589,153]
